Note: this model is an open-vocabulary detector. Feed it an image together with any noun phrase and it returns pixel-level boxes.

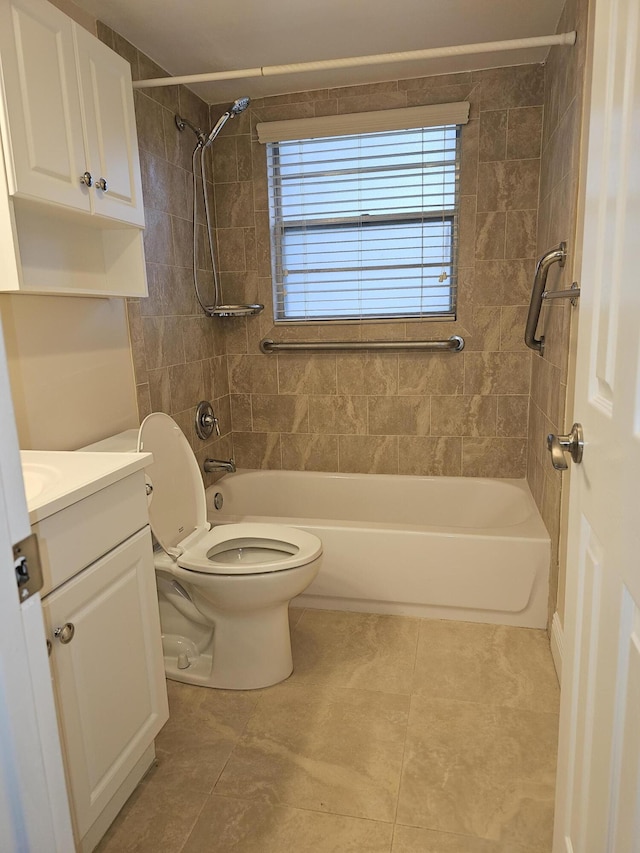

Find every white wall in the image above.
[0,295,138,450]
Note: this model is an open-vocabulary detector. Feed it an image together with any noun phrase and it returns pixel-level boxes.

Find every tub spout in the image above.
[204,457,236,473]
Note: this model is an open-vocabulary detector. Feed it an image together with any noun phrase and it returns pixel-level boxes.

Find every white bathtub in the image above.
[206,470,550,629]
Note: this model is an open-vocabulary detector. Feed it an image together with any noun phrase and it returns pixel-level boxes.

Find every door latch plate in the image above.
[13,532,43,603]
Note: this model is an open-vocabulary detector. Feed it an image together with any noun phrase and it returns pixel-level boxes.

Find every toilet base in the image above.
[161,602,294,690]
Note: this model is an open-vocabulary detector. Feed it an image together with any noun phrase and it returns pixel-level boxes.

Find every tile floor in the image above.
[96,609,560,853]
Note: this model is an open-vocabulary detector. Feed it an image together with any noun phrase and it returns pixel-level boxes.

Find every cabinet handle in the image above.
[80,171,93,187]
[54,623,75,644]
[95,177,108,192]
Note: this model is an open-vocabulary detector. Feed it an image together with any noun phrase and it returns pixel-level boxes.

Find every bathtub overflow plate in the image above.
[213,492,224,510]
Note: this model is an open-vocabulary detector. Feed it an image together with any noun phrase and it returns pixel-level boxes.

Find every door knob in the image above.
[547,423,584,470]
[54,623,75,644]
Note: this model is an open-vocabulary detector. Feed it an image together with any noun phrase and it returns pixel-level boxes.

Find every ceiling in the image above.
[74,0,567,104]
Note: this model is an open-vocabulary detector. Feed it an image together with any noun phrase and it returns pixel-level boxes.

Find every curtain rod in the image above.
[132,32,576,90]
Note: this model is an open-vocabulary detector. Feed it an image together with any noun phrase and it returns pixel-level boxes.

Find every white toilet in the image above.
[88,413,322,690]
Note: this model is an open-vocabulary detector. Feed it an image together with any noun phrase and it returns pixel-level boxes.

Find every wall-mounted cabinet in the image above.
[0,0,148,297]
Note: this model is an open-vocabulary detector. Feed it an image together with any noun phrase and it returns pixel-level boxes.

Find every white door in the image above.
[0,320,74,851]
[0,0,89,211]
[553,0,640,850]
[75,25,145,226]
[43,527,168,840]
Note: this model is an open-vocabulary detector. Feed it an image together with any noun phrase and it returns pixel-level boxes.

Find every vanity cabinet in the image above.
[23,450,169,853]
[0,0,148,296]
[42,528,167,850]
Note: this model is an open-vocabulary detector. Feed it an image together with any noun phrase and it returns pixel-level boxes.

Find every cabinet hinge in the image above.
[13,532,43,603]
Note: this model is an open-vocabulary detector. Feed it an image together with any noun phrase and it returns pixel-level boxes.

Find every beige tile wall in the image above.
[527,0,589,627]
[97,24,233,481]
[209,67,544,475]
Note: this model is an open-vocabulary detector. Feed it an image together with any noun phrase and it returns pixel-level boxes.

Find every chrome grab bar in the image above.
[524,242,567,354]
[260,335,465,353]
[541,281,581,306]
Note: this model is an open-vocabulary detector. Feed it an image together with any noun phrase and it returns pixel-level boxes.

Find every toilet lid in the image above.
[138,413,208,555]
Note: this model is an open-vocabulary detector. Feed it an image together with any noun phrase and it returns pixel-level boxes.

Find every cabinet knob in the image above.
[95,177,108,192]
[80,171,93,187]
[54,623,75,644]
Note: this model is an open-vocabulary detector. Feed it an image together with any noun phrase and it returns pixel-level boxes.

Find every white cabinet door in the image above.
[75,25,145,227]
[0,0,89,210]
[44,527,168,842]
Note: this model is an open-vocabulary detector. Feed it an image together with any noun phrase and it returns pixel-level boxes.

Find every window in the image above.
[259,104,468,324]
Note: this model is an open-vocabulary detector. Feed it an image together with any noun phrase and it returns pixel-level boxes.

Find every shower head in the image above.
[230,97,250,116]
[203,96,251,146]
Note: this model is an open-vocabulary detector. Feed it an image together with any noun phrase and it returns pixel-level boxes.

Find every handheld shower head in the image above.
[204,96,251,146]
[230,97,250,116]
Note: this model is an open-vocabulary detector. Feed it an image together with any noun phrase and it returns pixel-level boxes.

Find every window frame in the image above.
[265,123,462,325]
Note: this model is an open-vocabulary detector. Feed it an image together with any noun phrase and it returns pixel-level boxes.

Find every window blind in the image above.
[262,106,465,323]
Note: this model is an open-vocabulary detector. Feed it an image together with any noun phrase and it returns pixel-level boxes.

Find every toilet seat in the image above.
[138,413,321,576]
[177,522,322,576]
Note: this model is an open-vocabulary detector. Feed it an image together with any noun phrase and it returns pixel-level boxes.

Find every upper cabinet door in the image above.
[0,0,90,210]
[74,26,145,227]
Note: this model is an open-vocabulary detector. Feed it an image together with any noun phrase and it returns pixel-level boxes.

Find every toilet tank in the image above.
[79,429,140,453]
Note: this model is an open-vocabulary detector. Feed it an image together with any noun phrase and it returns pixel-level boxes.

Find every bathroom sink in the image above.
[20,449,152,524]
[21,461,65,503]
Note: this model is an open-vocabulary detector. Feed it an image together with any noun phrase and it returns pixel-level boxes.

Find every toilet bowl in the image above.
[88,413,322,690]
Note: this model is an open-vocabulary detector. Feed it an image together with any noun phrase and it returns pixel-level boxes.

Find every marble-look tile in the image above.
[473,260,534,306]
[464,306,502,352]
[136,383,151,421]
[147,367,171,414]
[507,106,543,160]
[153,680,259,793]
[391,825,541,852]
[477,160,540,212]
[398,436,462,476]
[252,394,309,433]
[183,795,394,852]
[181,316,217,362]
[228,354,278,394]
[430,395,496,437]
[142,316,184,369]
[479,110,507,162]
[289,609,419,693]
[462,436,528,478]
[397,697,557,848]
[339,435,398,474]
[94,762,209,853]
[460,119,479,196]
[214,181,255,228]
[478,64,545,111]
[398,353,464,395]
[464,352,531,395]
[505,210,537,260]
[497,395,529,437]
[308,395,368,434]
[133,92,166,159]
[126,300,148,385]
[368,396,430,436]
[278,354,337,395]
[281,434,339,472]
[230,393,252,432]
[475,211,506,260]
[169,362,205,413]
[411,620,560,712]
[143,209,175,266]
[500,306,530,351]
[232,431,281,468]
[337,353,398,396]
[215,682,409,821]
